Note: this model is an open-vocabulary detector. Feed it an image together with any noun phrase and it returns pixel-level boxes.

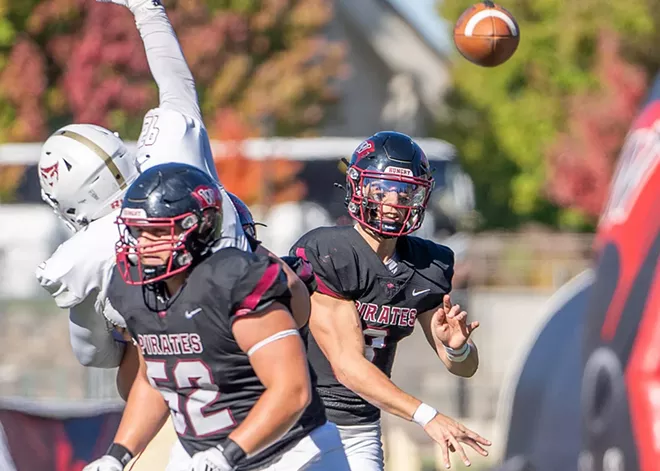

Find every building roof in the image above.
[336,0,452,118]
[383,0,452,57]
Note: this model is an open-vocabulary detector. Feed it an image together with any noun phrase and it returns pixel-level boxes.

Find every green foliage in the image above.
[437,0,653,230]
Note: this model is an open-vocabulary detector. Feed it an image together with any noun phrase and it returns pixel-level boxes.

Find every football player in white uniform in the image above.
[36,0,249,390]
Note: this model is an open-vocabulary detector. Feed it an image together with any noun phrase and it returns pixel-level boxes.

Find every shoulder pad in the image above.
[202,249,291,320]
[406,236,454,268]
[136,108,215,177]
[290,226,362,299]
[279,255,317,294]
[404,236,455,292]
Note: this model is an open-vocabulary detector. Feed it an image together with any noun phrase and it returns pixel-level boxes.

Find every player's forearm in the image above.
[438,341,479,378]
[113,374,169,454]
[336,355,421,421]
[116,342,140,401]
[131,1,201,120]
[228,381,310,456]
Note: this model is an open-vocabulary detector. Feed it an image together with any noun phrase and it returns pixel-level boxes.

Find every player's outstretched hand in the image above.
[96,0,160,11]
[96,0,130,7]
[432,294,479,350]
[82,456,124,471]
[424,413,491,468]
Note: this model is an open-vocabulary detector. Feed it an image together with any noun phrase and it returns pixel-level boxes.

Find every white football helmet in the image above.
[38,124,139,232]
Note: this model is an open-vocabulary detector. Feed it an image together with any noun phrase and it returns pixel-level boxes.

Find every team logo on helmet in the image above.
[192,186,220,209]
[39,162,59,187]
[355,140,375,160]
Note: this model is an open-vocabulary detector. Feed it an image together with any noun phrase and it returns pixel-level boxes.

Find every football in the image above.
[453,1,519,67]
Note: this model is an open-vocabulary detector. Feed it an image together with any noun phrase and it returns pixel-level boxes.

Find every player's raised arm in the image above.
[98,0,201,121]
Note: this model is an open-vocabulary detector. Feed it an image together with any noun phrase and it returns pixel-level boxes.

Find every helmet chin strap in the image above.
[371,221,402,239]
[41,190,83,233]
[361,221,399,240]
[136,249,194,284]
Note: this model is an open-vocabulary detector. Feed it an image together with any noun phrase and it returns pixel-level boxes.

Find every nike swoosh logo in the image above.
[185,308,202,319]
[412,289,430,296]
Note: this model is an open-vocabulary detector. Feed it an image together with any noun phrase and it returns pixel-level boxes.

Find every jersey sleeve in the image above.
[428,242,455,294]
[289,228,363,299]
[35,217,118,310]
[406,236,455,295]
[36,259,81,309]
[132,1,201,122]
[36,238,91,309]
[279,255,317,295]
[218,251,292,322]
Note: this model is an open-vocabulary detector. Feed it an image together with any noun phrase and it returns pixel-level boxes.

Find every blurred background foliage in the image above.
[0,0,346,203]
[438,0,652,230]
[1,0,658,229]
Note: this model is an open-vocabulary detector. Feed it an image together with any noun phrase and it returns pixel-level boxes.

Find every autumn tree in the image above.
[438,0,652,229]
[546,32,646,222]
[0,0,345,202]
[209,109,306,206]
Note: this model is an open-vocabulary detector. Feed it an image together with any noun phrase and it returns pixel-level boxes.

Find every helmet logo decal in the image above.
[192,186,219,209]
[39,162,59,187]
[384,166,413,176]
[355,140,375,159]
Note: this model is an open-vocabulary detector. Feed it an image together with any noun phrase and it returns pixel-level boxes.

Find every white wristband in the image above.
[412,403,438,427]
[445,343,471,363]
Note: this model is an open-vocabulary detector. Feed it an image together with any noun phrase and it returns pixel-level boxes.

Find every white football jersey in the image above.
[36,212,119,320]
[36,1,250,366]
[135,107,249,252]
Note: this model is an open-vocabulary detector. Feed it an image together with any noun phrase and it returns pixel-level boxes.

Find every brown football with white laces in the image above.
[453,1,520,67]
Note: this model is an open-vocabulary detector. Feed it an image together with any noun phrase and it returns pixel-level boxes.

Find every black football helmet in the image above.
[115,162,223,285]
[225,192,260,240]
[225,192,266,251]
[344,131,434,237]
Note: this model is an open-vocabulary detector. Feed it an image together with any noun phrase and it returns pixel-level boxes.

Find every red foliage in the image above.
[55,2,154,125]
[0,38,47,141]
[546,31,647,218]
[7,0,156,130]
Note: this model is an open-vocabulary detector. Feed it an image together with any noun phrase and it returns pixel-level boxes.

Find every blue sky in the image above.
[387,0,452,54]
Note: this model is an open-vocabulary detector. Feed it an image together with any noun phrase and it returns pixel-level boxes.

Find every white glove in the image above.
[189,446,235,471]
[82,455,124,471]
[96,0,162,14]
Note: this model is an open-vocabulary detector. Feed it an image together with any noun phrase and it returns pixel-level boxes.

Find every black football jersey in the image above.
[279,255,318,295]
[290,225,454,425]
[107,248,326,470]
